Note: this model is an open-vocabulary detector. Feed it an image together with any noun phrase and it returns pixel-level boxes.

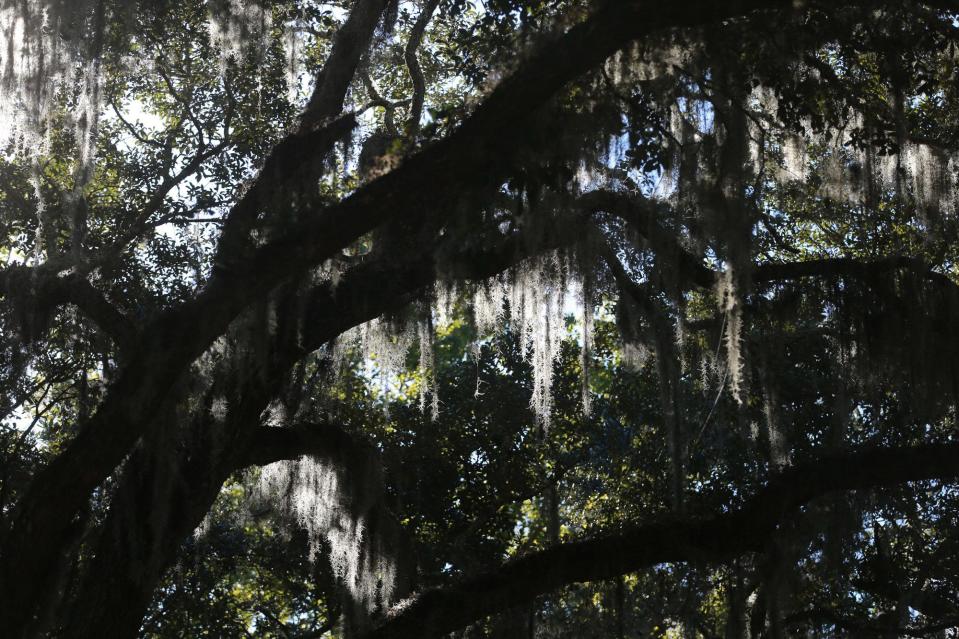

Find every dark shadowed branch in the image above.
[369,442,959,639]
[300,0,391,131]
[0,266,135,349]
[404,0,441,137]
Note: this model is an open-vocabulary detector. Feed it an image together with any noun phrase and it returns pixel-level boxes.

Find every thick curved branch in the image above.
[218,0,390,259]
[212,112,358,263]
[581,189,714,288]
[243,422,360,469]
[370,442,959,639]
[296,216,587,359]
[48,275,136,349]
[0,266,135,349]
[404,0,440,137]
[300,0,390,131]
[754,255,958,292]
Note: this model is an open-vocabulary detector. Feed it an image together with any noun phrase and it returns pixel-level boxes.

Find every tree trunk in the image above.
[60,416,240,637]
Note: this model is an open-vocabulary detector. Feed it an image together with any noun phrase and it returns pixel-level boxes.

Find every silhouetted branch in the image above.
[370,442,959,639]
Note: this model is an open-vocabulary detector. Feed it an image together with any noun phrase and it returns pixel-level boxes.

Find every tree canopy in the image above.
[2,0,959,637]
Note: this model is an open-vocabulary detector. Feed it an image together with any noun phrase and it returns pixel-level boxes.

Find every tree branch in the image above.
[218,0,389,262]
[370,442,959,639]
[0,266,135,349]
[300,0,390,132]
[581,189,714,288]
[404,0,440,137]
[243,422,360,469]
[754,255,956,290]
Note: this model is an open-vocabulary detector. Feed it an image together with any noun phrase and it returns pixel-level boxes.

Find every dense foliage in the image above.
[2,0,959,637]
